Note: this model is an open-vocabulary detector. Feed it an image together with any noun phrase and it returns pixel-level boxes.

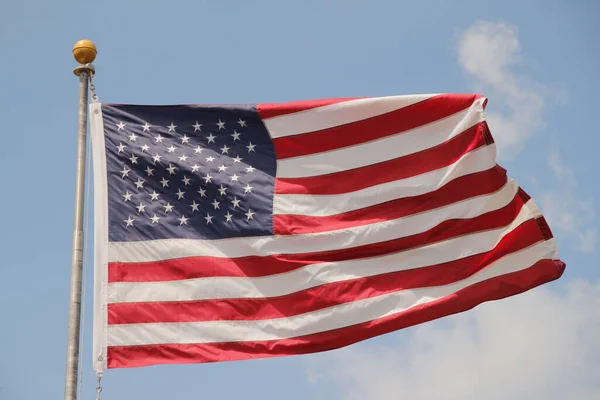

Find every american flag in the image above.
[90,94,565,370]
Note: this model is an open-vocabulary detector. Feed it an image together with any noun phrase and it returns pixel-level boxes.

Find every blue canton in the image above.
[102,104,276,242]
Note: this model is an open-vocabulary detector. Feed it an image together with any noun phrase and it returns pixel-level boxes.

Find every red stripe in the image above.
[108,192,526,283]
[272,94,483,160]
[108,218,545,325]
[274,167,506,235]
[106,257,565,368]
[257,97,360,119]
[275,122,488,195]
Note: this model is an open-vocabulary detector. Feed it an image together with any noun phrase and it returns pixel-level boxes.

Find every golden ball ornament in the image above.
[72,40,97,64]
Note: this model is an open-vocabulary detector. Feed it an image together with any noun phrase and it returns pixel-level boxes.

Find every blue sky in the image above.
[1,0,598,399]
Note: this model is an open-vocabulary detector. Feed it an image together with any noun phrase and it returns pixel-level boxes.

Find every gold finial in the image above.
[72,39,97,65]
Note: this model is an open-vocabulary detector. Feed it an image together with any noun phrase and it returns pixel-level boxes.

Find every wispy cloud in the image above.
[540,148,596,253]
[457,20,595,253]
[308,279,600,400]
[456,21,546,160]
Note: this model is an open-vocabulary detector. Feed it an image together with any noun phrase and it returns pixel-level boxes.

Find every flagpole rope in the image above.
[77,72,95,400]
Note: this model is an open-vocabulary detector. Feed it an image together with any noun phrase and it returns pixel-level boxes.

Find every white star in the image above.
[212,199,220,210]
[237,118,247,127]
[117,122,126,131]
[120,167,131,178]
[150,214,160,224]
[181,135,190,144]
[179,154,189,162]
[194,146,203,154]
[190,201,200,212]
[218,165,228,172]
[231,131,241,141]
[216,119,226,130]
[178,215,189,225]
[145,166,154,176]
[134,178,145,189]
[218,185,227,196]
[142,122,151,132]
[204,213,214,224]
[152,153,162,163]
[231,197,240,209]
[167,145,176,153]
[193,121,202,132]
[224,212,233,222]
[160,177,169,187]
[243,184,253,193]
[154,134,164,143]
[163,202,174,213]
[220,145,230,154]
[230,174,240,182]
[150,191,160,201]
[124,216,135,226]
[203,173,212,184]
[176,189,185,200]
[167,123,177,132]
[129,154,138,164]
[128,133,138,142]
[245,209,255,220]
[233,156,243,163]
[182,176,191,186]
[122,191,133,202]
[206,133,216,143]
[191,164,201,173]
[117,143,126,153]
[198,187,207,197]
[136,202,146,213]
[166,164,177,175]
[246,165,255,173]
[205,156,215,163]
[246,142,256,153]
[141,144,150,152]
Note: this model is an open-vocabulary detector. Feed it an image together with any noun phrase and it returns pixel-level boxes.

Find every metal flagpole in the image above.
[65,39,97,400]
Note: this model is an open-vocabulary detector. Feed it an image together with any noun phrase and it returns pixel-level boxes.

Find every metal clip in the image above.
[95,353,104,400]
[95,370,103,400]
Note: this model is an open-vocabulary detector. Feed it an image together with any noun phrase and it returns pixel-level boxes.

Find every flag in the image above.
[90,94,565,370]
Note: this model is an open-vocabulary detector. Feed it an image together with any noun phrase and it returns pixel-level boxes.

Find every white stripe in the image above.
[108,178,520,263]
[106,239,558,346]
[107,199,541,303]
[276,98,485,178]
[264,94,436,139]
[273,144,496,217]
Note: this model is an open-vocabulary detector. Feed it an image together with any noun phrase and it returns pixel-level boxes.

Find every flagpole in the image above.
[65,39,97,400]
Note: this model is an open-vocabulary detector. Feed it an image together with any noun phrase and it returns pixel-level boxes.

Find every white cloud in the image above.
[456,21,546,160]
[307,279,600,400]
